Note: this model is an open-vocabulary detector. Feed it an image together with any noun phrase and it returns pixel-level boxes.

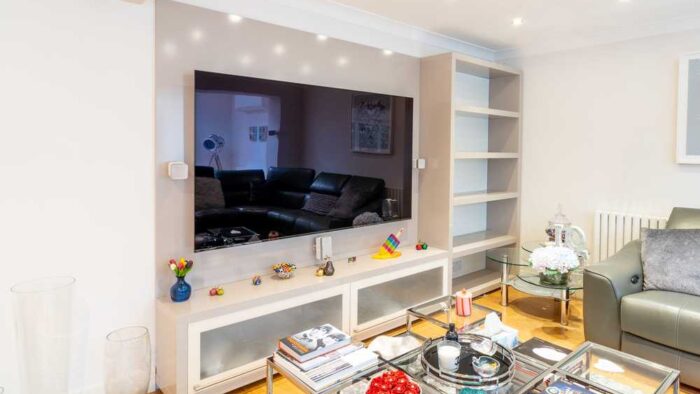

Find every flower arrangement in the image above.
[169,258,194,278]
[272,262,296,279]
[529,246,579,274]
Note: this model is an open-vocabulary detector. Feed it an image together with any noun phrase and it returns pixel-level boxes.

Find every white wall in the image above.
[510,29,700,247]
[0,0,155,393]
[155,0,421,297]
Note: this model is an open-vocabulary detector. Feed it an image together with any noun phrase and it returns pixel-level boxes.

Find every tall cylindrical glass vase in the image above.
[104,326,151,394]
[11,276,75,394]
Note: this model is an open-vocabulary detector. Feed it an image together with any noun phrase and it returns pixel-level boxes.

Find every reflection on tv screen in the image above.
[194,71,413,252]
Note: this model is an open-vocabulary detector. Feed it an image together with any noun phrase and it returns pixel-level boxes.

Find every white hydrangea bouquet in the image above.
[529,246,580,274]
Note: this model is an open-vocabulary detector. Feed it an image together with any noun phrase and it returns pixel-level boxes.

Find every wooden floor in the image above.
[155,288,699,394]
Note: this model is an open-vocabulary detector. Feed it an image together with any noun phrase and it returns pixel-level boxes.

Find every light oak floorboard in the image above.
[153,288,699,394]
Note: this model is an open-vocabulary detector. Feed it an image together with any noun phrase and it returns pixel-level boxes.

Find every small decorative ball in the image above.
[315,267,325,277]
[216,287,224,295]
[252,275,262,286]
[209,288,217,296]
[422,242,428,250]
[416,243,422,250]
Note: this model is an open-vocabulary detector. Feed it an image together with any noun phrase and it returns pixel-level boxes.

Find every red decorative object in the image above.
[366,370,420,394]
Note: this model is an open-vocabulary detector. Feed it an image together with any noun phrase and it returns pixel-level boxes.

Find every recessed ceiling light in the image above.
[316,34,328,42]
[382,49,393,56]
[337,56,348,66]
[163,42,177,56]
[191,28,204,41]
[512,17,524,26]
[273,44,286,55]
[228,14,243,23]
[240,54,253,65]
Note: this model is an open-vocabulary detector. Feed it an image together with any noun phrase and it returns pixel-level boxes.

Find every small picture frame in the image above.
[676,53,700,164]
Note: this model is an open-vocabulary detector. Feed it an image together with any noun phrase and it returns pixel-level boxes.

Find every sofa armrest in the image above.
[583,240,644,349]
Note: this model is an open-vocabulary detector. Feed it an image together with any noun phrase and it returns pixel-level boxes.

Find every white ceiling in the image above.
[328,0,700,57]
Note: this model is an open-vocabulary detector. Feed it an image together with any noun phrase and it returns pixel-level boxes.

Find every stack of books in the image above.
[274,324,378,391]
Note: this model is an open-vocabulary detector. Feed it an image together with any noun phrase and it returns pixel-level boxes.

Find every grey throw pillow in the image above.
[641,229,700,296]
[301,193,339,216]
[195,177,225,211]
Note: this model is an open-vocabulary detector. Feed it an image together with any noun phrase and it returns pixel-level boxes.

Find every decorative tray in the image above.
[420,333,515,391]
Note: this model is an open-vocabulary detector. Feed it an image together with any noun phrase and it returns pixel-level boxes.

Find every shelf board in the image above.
[454,152,519,160]
[454,53,521,78]
[452,230,518,258]
[453,191,518,206]
[455,105,519,119]
[452,269,501,296]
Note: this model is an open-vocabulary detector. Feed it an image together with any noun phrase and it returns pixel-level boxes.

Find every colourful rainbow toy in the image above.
[372,228,404,259]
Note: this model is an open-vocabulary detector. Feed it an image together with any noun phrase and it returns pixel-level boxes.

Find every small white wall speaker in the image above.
[415,158,426,169]
[168,162,189,180]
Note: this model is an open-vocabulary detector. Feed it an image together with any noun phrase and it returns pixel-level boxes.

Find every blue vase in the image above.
[170,276,191,302]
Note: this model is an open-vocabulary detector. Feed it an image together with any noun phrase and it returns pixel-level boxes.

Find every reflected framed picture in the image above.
[676,53,700,164]
[351,94,392,154]
[249,126,258,142]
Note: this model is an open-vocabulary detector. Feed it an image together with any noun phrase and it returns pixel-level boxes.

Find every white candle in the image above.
[437,343,460,371]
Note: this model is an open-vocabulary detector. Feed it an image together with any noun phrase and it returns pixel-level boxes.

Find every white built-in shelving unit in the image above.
[419,53,522,296]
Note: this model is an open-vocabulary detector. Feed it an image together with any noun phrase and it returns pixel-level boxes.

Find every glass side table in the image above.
[489,242,585,325]
[486,247,530,307]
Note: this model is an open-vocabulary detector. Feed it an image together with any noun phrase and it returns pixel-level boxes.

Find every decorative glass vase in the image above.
[104,326,151,394]
[11,276,75,394]
[539,269,569,286]
[170,276,191,302]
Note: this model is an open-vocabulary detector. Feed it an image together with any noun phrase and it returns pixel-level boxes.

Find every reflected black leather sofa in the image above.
[195,166,385,245]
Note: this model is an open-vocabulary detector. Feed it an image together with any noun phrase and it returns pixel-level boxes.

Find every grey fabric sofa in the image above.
[584,207,700,387]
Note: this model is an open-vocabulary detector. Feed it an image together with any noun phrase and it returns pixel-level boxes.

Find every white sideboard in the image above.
[155,247,448,394]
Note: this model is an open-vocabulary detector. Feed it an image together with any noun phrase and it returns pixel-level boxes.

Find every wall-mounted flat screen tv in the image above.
[194,70,413,252]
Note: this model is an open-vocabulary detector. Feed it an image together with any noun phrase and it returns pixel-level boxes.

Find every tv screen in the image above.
[194,70,413,252]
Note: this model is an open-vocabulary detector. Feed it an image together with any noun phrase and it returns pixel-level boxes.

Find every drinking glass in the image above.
[105,326,151,394]
[11,276,75,394]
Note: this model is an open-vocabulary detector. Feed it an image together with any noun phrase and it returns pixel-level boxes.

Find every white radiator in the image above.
[593,210,667,263]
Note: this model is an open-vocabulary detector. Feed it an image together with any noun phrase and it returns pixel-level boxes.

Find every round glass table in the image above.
[486,242,585,325]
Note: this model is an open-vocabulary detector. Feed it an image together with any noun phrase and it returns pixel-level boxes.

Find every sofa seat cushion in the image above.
[293,211,333,233]
[621,290,700,355]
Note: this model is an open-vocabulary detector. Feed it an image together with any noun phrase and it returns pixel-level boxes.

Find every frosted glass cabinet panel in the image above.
[199,295,342,379]
[352,259,448,330]
[188,285,348,392]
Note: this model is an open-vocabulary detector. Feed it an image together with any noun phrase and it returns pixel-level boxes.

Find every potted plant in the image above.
[529,246,579,286]
[169,258,193,302]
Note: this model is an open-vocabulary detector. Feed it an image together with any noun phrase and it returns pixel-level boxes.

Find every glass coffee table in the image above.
[519,341,680,394]
[267,295,679,394]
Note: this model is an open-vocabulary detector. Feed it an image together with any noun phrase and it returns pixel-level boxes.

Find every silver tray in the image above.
[420,333,515,391]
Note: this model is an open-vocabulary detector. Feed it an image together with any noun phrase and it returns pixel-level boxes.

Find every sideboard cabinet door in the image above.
[350,258,448,335]
[187,285,349,393]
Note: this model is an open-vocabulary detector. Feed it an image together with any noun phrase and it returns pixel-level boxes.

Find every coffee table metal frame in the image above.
[405,294,501,341]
